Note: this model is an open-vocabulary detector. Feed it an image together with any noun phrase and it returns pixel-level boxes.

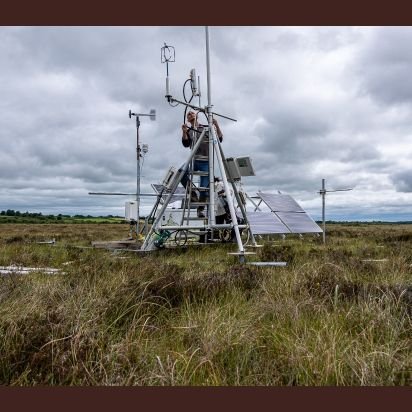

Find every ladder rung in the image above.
[192,171,209,176]
[194,155,208,161]
[197,187,209,191]
[190,203,208,208]
[182,202,205,208]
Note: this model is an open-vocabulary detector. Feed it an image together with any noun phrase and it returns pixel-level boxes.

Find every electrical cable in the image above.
[183,77,196,124]
[183,78,191,103]
[183,106,189,125]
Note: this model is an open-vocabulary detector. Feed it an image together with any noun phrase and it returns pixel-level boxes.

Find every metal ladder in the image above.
[180,138,211,241]
[140,126,258,258]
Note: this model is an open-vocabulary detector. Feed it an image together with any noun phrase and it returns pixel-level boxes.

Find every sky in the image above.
[1,26,412,221]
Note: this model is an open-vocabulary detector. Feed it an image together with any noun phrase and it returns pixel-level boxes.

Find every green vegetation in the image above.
[0,210,124,224]
[0,223,411,385]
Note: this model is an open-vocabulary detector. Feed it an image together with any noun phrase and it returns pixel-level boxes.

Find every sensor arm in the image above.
[168,96,237,122]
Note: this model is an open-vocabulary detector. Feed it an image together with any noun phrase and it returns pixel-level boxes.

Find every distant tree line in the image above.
[1,210,69,218]
[0,210,124,224]
[0,210,120,218]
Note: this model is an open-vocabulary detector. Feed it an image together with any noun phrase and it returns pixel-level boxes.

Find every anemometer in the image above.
[160,41,237,123]
[128,108,156,236]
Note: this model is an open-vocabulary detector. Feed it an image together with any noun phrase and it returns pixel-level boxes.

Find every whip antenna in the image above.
[161,43,175,101]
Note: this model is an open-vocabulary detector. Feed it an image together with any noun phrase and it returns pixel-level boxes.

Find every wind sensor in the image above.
[160,37,237,122]
[88,107,157,240]
[128,108,156,235]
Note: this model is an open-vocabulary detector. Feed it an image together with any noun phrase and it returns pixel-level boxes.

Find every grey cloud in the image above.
[341,145,381,162]
[391,169,412,192]
[1,27,412,219]
[355,27,412,105]
[255,106,332,166]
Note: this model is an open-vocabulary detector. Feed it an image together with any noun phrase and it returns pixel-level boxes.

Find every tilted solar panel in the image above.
[254,192,323,234]
[257,192,305,212]
[247,211,290,234]
[276,211,322,233]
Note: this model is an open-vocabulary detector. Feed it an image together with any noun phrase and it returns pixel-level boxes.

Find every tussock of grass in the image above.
[0,223,411,385]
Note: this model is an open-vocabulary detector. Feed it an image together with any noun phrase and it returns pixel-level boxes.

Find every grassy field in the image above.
[0,223,411,385]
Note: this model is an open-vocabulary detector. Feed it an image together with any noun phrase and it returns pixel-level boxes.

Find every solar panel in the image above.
[152,184,186,203]
[257,192,305,212]
[247,211,290,234]
[276,211,322,233]
[253,192,322,234]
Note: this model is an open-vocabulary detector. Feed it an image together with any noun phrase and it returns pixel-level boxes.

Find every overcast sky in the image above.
[1,26,412,220]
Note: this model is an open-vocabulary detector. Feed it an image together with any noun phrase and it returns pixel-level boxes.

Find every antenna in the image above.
[160,39,237,122]
[197,75,201,106]
[161,43,175,101]
[190,68,198,96]
[319,178,353,244]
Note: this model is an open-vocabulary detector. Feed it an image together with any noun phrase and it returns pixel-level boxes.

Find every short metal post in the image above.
[136,116,141,236]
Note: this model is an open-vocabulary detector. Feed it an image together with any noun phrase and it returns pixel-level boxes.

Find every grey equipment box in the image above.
[226,156,255,181]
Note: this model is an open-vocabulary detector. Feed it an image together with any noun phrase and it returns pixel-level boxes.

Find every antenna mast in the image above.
[129,109,156,236]
[319,178,353,244]
[204,26,244,254]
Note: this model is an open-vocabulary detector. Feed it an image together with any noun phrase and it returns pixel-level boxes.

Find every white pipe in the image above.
[0,266,62,275]
[158,224,248,231]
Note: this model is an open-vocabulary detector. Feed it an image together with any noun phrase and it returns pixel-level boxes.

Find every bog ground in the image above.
[0,223,411,385]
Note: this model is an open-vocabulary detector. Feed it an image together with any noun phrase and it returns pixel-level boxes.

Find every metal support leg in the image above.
[141,129,207,251]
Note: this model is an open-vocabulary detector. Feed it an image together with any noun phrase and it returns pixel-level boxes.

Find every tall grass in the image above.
[0,223,411,385]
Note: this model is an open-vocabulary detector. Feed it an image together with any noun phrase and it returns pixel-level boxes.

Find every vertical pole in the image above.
[205,27,212,109]
[205,26,215,226]
[214,129,244,253]
[322,178,326,244]
[136,116,141,236]
[204,26,244,255]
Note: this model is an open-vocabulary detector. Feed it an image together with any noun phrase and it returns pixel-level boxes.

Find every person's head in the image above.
[187,111,197,124]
